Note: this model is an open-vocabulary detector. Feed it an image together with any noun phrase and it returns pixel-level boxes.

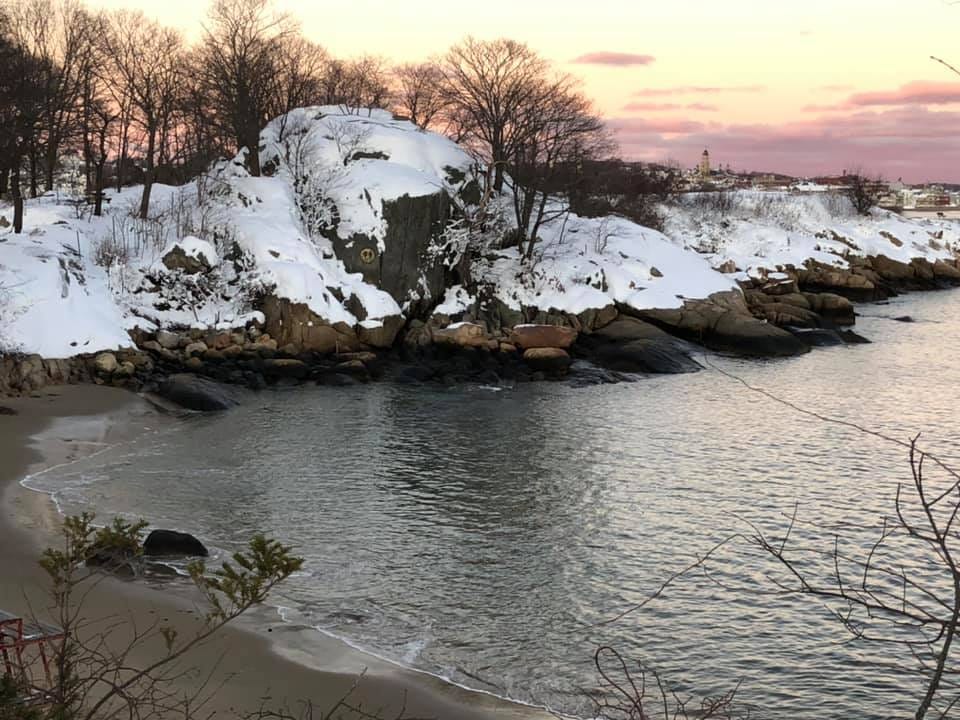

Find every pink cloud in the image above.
[801,103,846,112]
[571,52,655,67]
[608,107,960,182]
[847,81,960,107]
[633,85,766,97]
[608,117,709,134]
[622,102,719,112]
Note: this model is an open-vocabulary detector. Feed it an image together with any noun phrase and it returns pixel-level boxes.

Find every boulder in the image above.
[261,358,309,379]
[633,291,808,357]
[158,374,239,411]
[156,330,181,350]
[261,296,363,354]
[161,245,213,275]
[114,361,136,378]
[797,262,882,302]
[579,317,702,374]
[933,260,960,281]
[143,529,208,557]
[576,305,618,332]
[871,254,914,282]
[761,277,800,296]
[788,328,846,347]
[432,322,489,348]
[509,324,578,350]
[93,352,118,375]
[751,302,822,329]
[838,329,871,344]
[522,347,571,374]
[184,341,208,357]
[357,315,404,349]
[802,292,855,326]
[253,335,278,351]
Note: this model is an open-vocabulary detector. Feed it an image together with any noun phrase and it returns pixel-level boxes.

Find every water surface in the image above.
[27,289,960,718]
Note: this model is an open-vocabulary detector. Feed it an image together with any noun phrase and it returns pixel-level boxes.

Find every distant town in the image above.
[644,149,960,218]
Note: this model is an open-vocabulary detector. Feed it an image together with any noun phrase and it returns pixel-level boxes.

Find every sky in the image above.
[86,0,960,183]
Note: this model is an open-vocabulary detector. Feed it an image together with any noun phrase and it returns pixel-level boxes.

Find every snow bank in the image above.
[480,204,737,317]
[0,197,136,357]
[665,191,960,280]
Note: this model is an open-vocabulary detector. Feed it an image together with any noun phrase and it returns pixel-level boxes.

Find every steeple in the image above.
[699,149,711,179]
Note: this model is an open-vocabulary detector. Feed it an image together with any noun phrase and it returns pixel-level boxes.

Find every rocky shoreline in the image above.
[3,253,958,406]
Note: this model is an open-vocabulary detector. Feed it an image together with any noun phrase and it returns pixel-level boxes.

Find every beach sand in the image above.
[0,385,553,720]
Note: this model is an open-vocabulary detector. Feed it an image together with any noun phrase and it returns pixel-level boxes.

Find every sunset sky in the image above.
[87,0,960,182]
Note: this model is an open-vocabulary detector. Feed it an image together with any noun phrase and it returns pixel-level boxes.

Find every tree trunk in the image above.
[94,162,104,217]
[12,165,23,234]
[117,120,129,193]
[44,142,57,192]
[244,125,262,177]
[139,127,156,220]
[28,146,39,199]
[0,167,8,196]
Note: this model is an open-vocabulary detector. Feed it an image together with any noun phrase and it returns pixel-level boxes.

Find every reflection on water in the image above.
[26,289,960,718]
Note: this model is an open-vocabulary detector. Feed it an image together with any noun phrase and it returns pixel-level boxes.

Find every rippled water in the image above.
[26,289,960,718]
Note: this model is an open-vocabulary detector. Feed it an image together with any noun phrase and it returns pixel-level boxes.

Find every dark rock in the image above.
[567,361,631,386]
[0,406,17,415]
[330,192,451,317]
[261,358,310,379]
[143,529,209,558]
[838,329,872,344]
[395,365,436,383]
[522,347,571,374]
[632,291,808,358]
[158,374,239,411]
[788,328,846,347]
[162,245,213,275]
[578,317,702,374]
[893,315,914,323]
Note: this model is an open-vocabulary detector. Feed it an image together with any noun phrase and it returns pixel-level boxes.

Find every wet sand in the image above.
[0,385,552,720]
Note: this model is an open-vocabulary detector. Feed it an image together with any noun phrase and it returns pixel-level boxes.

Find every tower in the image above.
[699,149,711,179]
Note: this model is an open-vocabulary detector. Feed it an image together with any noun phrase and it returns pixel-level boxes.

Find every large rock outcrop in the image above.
[628,291,808,357]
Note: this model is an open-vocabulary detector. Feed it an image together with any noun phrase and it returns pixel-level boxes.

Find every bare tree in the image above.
[505,80,611,260]
[102,11,184,218]
[845,169,882,216]
[441,37,551,192]
[7,0,99,195]
[0,7,50,233]
[392,61,448,129]
[338,55,392,114]
[266,35,328,142]
[198,0,294,177]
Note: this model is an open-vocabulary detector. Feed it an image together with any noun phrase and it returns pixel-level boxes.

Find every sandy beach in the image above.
[0,385,553,720]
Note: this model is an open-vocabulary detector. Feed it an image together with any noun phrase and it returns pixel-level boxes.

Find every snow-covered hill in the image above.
[665,191,960,281]
[2,110,959,361]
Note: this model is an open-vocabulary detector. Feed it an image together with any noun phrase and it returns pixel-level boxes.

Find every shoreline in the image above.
[0,385,555,720]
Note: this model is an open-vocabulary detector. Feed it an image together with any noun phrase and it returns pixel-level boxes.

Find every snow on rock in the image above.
[259,107,474,250]
[207,160,401,327]
[434,285,474,316]
[664,191,960,279]
[158,235,219,270]
[482,210,737,317]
